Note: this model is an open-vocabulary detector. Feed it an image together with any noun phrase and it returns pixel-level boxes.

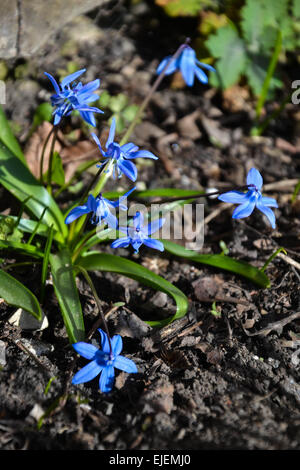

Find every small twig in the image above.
[242,311,300,337]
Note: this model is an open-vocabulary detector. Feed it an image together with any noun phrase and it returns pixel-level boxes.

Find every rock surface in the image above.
[0,0,106,59]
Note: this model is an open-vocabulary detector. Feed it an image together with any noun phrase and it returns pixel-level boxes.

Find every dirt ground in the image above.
[0,0,300,451]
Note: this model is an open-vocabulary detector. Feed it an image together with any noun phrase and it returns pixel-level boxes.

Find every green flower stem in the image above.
[39,125,55,184]
[119,42,187,146]
[46,126,58,194]
[76,265,113,355]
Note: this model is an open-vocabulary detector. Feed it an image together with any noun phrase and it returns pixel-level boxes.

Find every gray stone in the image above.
[0,0,106,59]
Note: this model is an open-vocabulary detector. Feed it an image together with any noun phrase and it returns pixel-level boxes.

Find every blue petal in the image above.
[260,196,278,208]
[98,329,110,354]
[126,150,158,160]
[72,342,98,360]
[256,199,276,228]
[146,217,165,236]
[179,47,196,86]
[111,335,123,356]
[65,205,90,224]
[195,60,216,72]
[157,56,178,76]
[218,191,249,204]
[232,197,256,219]
[118,160,137,182]
[121,143,139,154]
[194,66,208,84]
[79,110,96,127]
[78,79,100,96]
[114,355,137,373]
[99,365,115,393]
[247,168,263,191]
[111,237,131,249]
[104,211,118,229]
[61,69,86,88]
[72,359,103,384]
[133,211,144,230]
[91,132,105,156]
[106,118,116,149]
[143,238,165,252]
[44,72,61,94]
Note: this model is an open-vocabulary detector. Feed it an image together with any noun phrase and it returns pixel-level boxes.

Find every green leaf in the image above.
[0,239,44,258]
[156,0,211,17]
[43,151,65,186]
[0,268,42,320]
[77,252,189,327]
[50,248,85,343]
[245,54,282,97]
[0,105,25,164]
[109,94,128,113]
[162,240,270,288]
[0,142,67,241]
[0,217,22,242]
[241,0,265,52]
[0,215,62,242]
[40,225,55,302]
[206,24,247,89]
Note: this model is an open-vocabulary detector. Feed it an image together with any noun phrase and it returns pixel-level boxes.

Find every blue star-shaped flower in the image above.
[218,168,278,229]
[91,118,158,182]
[64,187,135,228]
[111,211,165,253]
[156,45,215,87]
[72,329,137,393]
[44,68,103,126]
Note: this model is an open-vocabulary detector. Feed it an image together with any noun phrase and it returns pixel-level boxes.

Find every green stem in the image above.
[76,266,113,355]
[40,126,55,184]
[120,42,188,146]
[46,126,58,194]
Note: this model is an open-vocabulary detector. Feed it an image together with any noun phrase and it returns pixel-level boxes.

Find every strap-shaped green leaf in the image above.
[77,251,189,327]
[162,240,270,288]
[0,239,44,258]
[0,142,67,241]
[0,105,25,164]
[50,248,85,343]
[0,268,42,320]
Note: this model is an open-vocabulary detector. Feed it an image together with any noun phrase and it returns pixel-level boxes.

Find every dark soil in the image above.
[1,0,300,451]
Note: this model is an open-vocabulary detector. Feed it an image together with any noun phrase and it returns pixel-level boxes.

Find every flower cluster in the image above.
[45,69,103,126]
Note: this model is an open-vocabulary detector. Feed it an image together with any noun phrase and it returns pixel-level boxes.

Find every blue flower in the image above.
[44,68,103,126]
[65,187,135,228]
[72,329,137,393]
[111,211,165,253]
[218,168,278,229]
[156,45,215,87]
[91,118,158,182]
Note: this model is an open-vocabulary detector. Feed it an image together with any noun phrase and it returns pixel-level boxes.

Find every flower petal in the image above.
[256,199,276,228]
[111,335,123,356]
[195,60,216,72]
[99,365,115,393]
[121,143,139,154]
[72,359,103,384]
[61,69,86,88]
[133,211,144,229]
[194,66,208,84]
[126,150,158,160]
[106,118,116,149]
[146,217,165,236]
[118,160,137,182]
[260,196,278,208]
[143,238,165,252]
[218,191,249,204]
[247,168,263,191]
[232,198,256,219]
[179,47,196,86]
[44,72,61,94]
[98,328,111,354]
[111,236,131,249]
[156,56,178,75]
[114,355,138,373]
[72,342,98,360]
[65,205,90,224]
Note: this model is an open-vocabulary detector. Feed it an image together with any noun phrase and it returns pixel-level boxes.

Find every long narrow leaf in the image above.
[162,240,270,288]
[77,251,189,327]
[0,239,44,258]
[0,268,42,320]
[0,105,25,163]
[0,142,67,241]
[50,248,85,343]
